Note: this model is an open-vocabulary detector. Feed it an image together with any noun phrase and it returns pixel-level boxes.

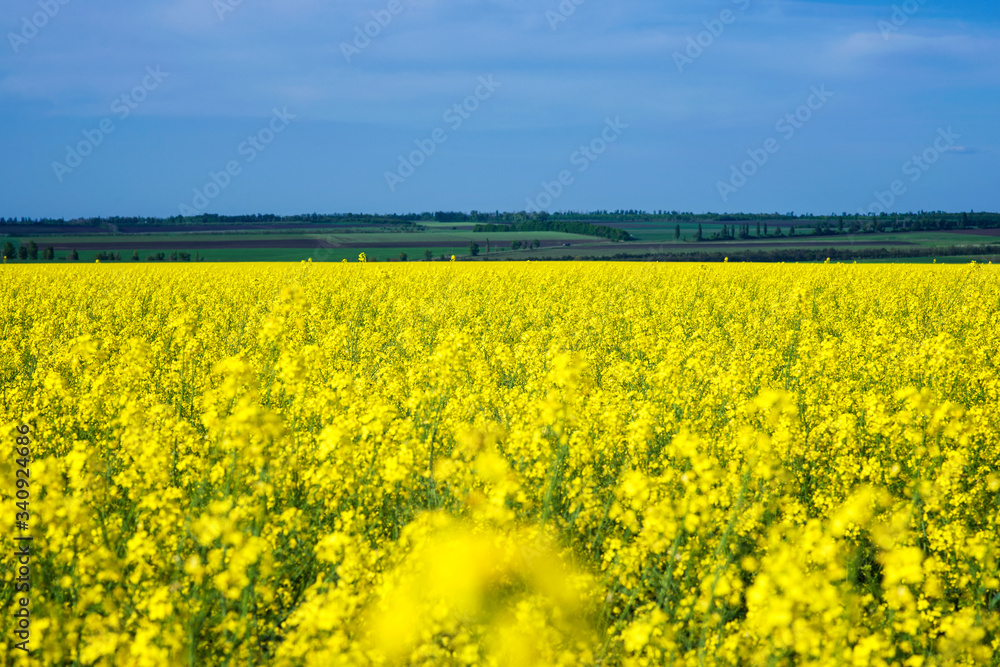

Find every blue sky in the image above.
[1,0,997,217]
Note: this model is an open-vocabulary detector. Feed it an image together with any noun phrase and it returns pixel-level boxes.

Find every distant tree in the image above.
[468,242,480,256]
[695,224,703,242]
[763,222,769,236]
[531,239,540,249]
[18,245,27,260]
[2,241,14,259]
[28,241,38,260]
[398,252,408,262]
[43,246,54,260]
[511,241,522,251]
[485,238,491,253]
[756,222,761,237]
[838,217,845,233]
[675,224,681,241]
[132,250,140,261]
[71,249,79,260]
[424,250,433,261]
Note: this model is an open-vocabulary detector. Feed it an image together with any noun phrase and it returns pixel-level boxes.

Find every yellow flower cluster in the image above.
[1,262,998,665]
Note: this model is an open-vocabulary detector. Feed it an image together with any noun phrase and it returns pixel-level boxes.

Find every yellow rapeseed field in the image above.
[1,262,999,666]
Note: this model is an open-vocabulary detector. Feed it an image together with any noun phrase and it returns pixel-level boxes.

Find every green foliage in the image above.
[532,244,1000,263]
[473,220,631,242]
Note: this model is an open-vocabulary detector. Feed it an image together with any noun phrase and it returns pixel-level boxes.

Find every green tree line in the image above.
[472,221,632,242]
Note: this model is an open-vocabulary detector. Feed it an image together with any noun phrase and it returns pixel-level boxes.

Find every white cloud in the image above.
[834,31,994,60]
